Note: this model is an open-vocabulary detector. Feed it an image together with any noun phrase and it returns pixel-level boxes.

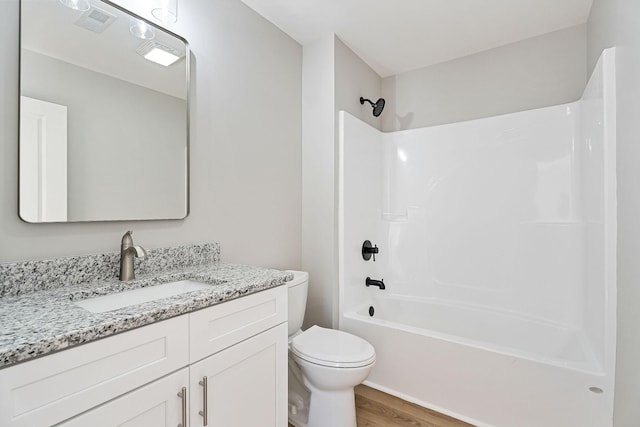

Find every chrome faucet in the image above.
[119,230,147,281]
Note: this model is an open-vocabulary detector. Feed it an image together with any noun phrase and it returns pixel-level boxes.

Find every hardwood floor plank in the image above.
[357,406,404,427]
[355,385,474,427]
[356,393,430,426]
[356,385,437,425]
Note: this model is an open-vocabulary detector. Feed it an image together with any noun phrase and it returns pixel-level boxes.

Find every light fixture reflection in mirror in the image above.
[151,0,177,23]
[130,17,155,40]
[137,41,183,66]
[59,0,90,11]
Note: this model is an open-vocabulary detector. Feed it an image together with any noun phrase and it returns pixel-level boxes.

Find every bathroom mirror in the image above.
[19,0,189,222]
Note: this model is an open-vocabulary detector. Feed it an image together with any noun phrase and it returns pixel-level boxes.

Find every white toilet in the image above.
[286,270,376,427]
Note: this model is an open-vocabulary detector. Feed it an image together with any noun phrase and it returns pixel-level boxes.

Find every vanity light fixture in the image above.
[59,0,90,12]
[136,40,183,66]
[151,0,177,23]
[129,18,155,40]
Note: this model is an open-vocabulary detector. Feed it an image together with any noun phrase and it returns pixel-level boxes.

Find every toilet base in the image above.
[305,382,357,427]
[288,353,310,426]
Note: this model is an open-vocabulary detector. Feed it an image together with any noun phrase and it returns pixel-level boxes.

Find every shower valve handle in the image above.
[362,240,379,261]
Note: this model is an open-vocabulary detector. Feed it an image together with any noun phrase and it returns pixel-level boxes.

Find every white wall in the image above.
[334,38,383,131]
[301,35,335,329]
[588,2,640,426]
[382,25,587,131]
[301,35,381,328]
[0,0,302,270]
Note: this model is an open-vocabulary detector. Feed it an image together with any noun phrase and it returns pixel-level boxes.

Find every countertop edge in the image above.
[0,264,292,369]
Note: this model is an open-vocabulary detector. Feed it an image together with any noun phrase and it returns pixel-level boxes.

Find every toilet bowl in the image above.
[286,271,375,427]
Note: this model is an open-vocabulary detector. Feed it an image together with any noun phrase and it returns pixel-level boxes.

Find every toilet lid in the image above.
[291,326,376,368]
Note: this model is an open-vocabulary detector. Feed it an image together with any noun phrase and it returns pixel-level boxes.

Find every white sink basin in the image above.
[74,280,212,313]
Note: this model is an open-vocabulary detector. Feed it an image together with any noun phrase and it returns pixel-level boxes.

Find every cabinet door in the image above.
[59,368,189,427]
[189,323,288,427]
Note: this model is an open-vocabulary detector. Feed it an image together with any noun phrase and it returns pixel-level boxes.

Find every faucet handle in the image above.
[362,240,379,261]
[135,246,148,258]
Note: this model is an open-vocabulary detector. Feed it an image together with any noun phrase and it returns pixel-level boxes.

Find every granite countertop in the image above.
[0,262,292,369]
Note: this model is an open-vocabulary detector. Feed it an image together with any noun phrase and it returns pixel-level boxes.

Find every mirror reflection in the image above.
[20,0,189,223]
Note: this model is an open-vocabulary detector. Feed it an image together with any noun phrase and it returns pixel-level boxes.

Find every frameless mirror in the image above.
[19,0,189,222]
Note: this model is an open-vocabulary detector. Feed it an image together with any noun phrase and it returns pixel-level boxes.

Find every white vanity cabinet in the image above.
[0,285,287,427]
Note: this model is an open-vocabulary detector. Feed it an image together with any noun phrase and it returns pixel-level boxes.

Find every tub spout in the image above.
[365,277,385,290]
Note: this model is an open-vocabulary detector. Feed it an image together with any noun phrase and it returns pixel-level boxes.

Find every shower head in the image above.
[360,97,385,117]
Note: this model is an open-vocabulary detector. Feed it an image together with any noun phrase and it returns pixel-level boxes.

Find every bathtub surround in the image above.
[339,49,616,426]
[0,242,291,367]
[587,1,640,425]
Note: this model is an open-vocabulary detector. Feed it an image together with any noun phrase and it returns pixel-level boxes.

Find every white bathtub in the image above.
[355,294,600,373]
[338,49,617,427]
[341,294,611,427]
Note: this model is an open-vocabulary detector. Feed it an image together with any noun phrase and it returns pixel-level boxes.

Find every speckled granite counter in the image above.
[0,244,292,369]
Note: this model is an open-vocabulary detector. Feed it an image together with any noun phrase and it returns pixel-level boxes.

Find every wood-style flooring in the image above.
[288,384,474,427]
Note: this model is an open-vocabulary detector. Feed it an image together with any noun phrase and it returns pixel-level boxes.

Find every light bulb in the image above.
[151,0,177,23]
[130,18,155,40]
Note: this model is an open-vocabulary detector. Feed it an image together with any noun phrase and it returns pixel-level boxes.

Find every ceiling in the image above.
[239,0,594,77]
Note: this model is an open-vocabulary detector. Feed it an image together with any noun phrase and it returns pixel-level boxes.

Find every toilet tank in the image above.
[286,270,309,336]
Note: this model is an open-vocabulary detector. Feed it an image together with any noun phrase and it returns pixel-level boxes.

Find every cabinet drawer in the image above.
[0,315,188,427]
[189,286,287,363]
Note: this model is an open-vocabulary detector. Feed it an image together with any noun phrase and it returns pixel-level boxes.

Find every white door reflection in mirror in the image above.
[19,96,68,223]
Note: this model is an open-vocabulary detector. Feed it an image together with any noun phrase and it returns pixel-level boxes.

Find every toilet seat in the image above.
[291,326,376,368]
